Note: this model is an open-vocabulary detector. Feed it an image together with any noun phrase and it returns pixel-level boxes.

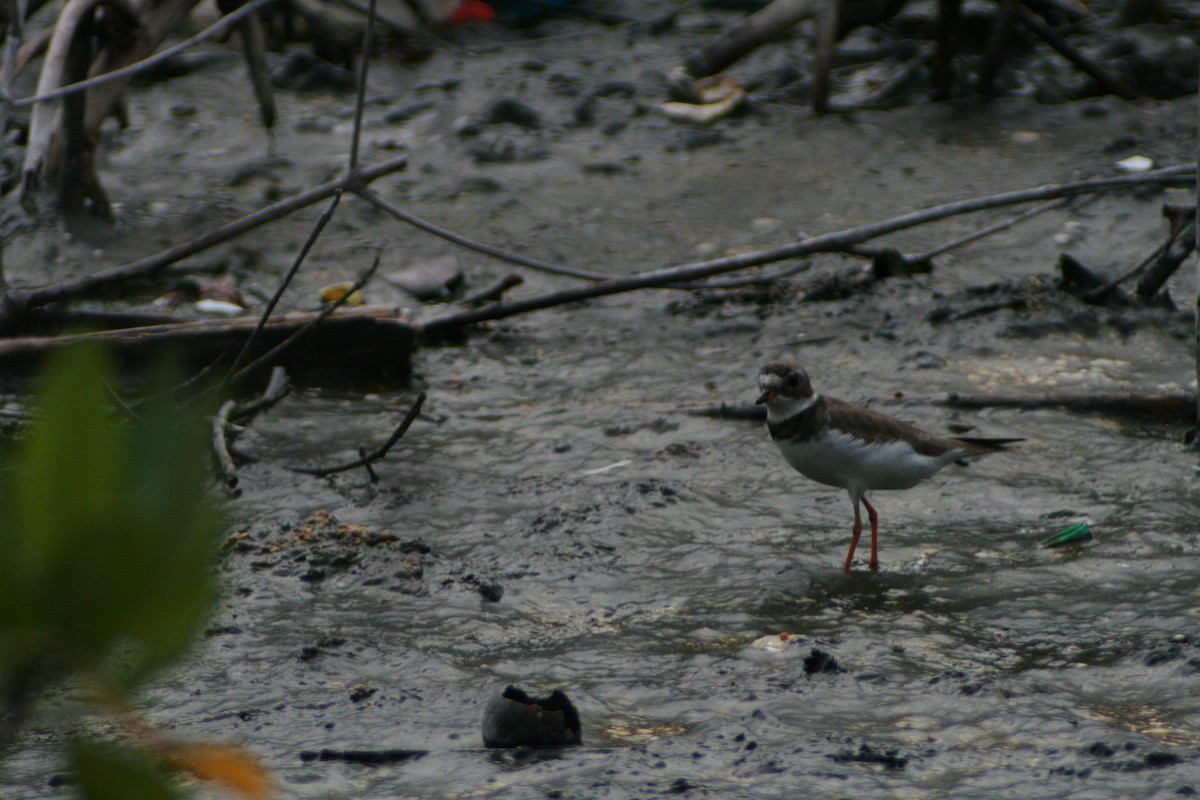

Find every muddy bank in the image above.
[4,1,1200,798]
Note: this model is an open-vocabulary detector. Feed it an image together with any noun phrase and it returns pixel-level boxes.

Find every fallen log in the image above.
[0,305,415,381]
[934,390,1195,419]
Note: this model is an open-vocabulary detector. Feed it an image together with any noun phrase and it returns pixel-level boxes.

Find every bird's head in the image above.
[756,361,815,412]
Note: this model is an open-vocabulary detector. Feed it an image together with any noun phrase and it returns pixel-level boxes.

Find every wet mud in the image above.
[5,1,1200,797]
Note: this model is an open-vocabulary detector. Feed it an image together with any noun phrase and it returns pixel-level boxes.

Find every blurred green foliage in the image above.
[0,343,226,798]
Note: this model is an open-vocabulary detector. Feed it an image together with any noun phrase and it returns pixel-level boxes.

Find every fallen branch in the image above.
[934,390,1194,419]
[912,197,1069,264]
[1017,3,1139,100]
[229,365,291,423]
[0,154,408,332]
[286,390,426,478]
[347,0,376,170]
[210,366,291,488]
[1080,228,1175,302]
[1135,218,1194,301]
[11,0,279,108]
[0,305,415,379]
[236,7,276,134]
[212,399,240,489]
[461,273,523,306]
[419,165,1195,337]
[354,187,612,281]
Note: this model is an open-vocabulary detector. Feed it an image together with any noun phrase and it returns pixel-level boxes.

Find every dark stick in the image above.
[686,261,811,289]
[226,191,342,377]
[809,0,837,112]
[978,0,1020,97]
[238,10,276,133]
[286,391,426,477]
[354,187,611,281]
[1135,218,1195,300]
[460,273,523,306]
[333,0,426,38]
[1016,3,1139,100]
[348,0,377,170]
[0,154,408,330]
[932,0,960,100]
[13,0,280,107]
[58,4,94,215]
[357,187,800,290]
[682,0,819,79]
[229,366,291,423]
[229,254,381,384]
[1081,227,1176,302]
[935,390,1194,419]
[212,399,240,489]
[419,166,1195,336]
[911,197,1068,262]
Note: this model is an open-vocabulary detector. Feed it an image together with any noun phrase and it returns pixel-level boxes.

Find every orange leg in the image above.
[843,503,863,572]
[862,496,880,571]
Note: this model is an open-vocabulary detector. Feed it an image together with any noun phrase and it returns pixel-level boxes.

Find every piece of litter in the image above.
[747,633,802,654]
[1115,155,1154,173]
[580,460,631,476]
[1041,523,1094,549]
[194,299,244,316]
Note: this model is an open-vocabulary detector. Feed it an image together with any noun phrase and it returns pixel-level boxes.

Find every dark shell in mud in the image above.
[481,685,582,748]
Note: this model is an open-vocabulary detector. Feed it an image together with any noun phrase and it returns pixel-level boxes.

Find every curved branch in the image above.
[420,165,1195,336]
[286,391,426,477]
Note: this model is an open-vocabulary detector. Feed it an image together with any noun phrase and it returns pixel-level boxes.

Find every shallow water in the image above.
[5,5,1200,797]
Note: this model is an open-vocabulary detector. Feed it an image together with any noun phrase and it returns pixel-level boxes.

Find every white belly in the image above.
[775,431,950,493]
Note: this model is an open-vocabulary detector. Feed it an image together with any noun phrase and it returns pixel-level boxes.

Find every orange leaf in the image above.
[160,742,274,800]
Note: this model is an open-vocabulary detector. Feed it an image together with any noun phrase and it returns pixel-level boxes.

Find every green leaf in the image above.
[0,344,225,694]
[73,738,182,800]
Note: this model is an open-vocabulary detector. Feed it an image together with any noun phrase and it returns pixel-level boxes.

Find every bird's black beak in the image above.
[755,390,773,406]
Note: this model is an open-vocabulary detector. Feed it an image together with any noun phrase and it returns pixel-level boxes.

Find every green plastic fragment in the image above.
[1041,523,1093,549]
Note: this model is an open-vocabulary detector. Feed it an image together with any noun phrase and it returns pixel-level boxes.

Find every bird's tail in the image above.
[952,436,1024,452]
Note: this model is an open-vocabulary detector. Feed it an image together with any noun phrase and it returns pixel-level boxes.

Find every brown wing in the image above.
[824,397,979,458]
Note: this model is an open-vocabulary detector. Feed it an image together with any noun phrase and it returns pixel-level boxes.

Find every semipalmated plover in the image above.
[756,360,1020,571]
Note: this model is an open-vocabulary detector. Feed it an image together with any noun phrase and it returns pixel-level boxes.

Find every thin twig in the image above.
[229,253,381,384]
[933,390,1194,418]
[286,391,426,477]
[460,273,523,306]
[238,9,276,134]
[912,197,1068,262]
[357,188,811,290]
[0,154,408,330]
[348,0,377,170]
[354,187,613,281]
[212,399,240,489]
[11,0,280,108]
[1082,228,1176,301]
[684,261,811,290]
[229,366,291,423]
[419,165,1195,336]
[1016,2,1138,100]
[227,191,342,378]
[333,0,427,38]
